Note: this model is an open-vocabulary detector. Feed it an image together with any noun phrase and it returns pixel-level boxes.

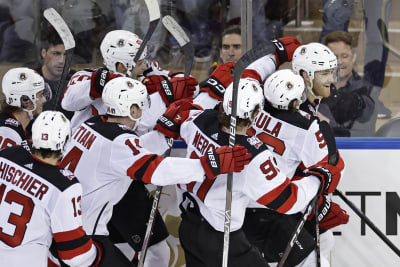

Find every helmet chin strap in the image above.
[129,114,142,131]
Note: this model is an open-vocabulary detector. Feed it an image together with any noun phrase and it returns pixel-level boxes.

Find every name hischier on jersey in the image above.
[0,162,49,200]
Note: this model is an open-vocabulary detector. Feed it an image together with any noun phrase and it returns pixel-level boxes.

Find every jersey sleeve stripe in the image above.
[56,235,91,252]
[127,154,163,183]
[57,238,93,260]
[53,226,86,242]
[257,177,291,206]
[275,183,299,213]
[264,182,295,210]
[257,177,301,212]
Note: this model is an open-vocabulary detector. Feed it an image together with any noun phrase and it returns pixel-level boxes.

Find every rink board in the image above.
[157,138,400,266]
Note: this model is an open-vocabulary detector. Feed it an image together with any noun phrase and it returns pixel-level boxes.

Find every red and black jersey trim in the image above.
[127,154,163,184]
[257,178,299,213]
[53,226,93,260]
[263,102,315,130]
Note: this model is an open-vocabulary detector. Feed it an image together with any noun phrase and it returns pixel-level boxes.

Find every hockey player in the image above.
[59,77,249,266]
[62,29,197,134]
[0,67,49,151]
[0,111,102,267]
[154,78,340,266]
[243,68,348,266]
[194,36,302,110]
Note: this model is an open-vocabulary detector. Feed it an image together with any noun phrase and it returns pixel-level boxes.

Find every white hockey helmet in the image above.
[102,77,148,124]
[32,111,71,154]
[264,69,307,110]
[100,30,148,76]
[223,78,264,120]
[292,43,337,89]
[2,67,49,111]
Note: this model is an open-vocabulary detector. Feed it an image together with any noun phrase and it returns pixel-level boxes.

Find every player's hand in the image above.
[90,68,121,99]
[308,195,349,230]
[199,61,235,101]
[154,98,201,139]
[271,36,302,67]
[200,144,252,180]
[306,155,345,194]
[143,75,198,106]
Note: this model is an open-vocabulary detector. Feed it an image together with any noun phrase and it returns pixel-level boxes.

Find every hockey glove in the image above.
[199,61,235,100]
[200,145,252,180]
[308,195,349,230]
[90,68,121,99]
[306,155,345,194]
[271,36,302,67]
[154,98,201,139]
[143,75,198,106]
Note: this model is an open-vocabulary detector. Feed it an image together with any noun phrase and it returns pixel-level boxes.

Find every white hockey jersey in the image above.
[0,146,97,267]
[177,109,320,232]
[61,69,166,134]
[60,115,212,236]
[0,112,30,151]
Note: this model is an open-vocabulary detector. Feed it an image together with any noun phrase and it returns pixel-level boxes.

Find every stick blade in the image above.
[43,8,75,50]
[145,0,161,22]
[162,15,190,47]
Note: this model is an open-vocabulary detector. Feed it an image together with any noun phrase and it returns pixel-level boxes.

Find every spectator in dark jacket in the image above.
[318,31,376,137]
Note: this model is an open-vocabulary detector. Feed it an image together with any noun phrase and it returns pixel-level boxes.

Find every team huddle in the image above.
[0,28,348,267]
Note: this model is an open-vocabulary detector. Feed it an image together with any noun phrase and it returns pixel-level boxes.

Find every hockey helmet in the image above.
[32,111,71,153]
[223,78,264,120]
[292,42,338,89]
[100,30,148,76]
[2,67,51,111]
[102,77,148,123]
[264,69,307,111]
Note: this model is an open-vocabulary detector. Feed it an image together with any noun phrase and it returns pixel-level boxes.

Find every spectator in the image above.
[319,0,393,119]
[35,29,75,119]
[207,24,242,75]
[219,25,242,64]
[319,31,376,137]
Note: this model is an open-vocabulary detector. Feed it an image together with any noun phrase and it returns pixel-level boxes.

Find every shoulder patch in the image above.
[59,169,76,181]
[5,118,20,127]
[247,135,263,149]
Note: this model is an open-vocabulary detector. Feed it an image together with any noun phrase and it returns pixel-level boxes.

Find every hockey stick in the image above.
[43,8,75,110]
[137,137,173,267]
[314,199,321,267]
[138,16,193,267]
[277,195,319,267]
[223,41,276,267]
[133,0,161,65]
[334,189,400,258]
[162,15,194,76]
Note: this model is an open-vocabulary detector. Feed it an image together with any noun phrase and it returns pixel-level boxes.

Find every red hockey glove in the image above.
[271,37,302,67]
[199,61,235,100]
[143,75,197,106]
[154,98,201,138]
[89,240,103,267]
[306,155,344,194]
[308,195,349,230]
[90,68,121,99]
[200,145,252,180]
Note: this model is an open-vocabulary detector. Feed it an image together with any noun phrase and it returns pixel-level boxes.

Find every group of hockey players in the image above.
[0,26,349,267]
